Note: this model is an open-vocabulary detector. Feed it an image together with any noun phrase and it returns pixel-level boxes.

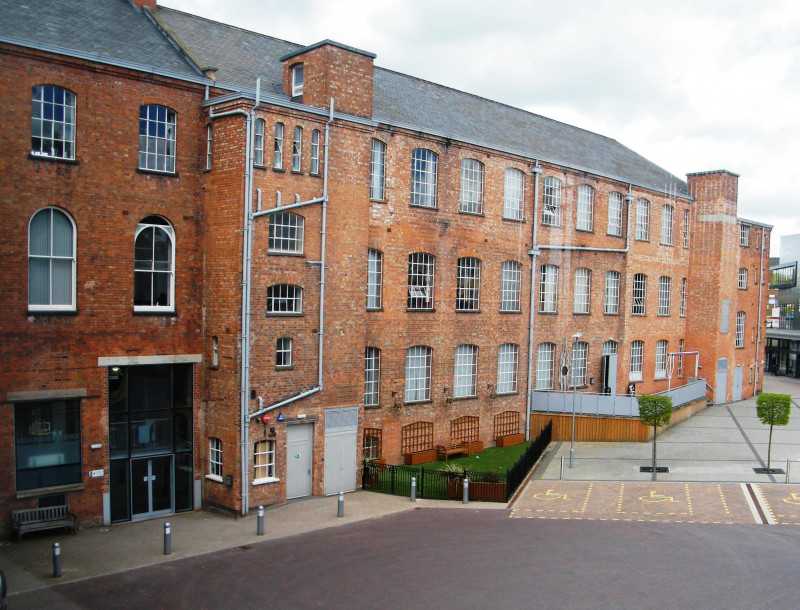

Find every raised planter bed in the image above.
[447,480,507,502]
[496,433,524,447]
[404,448,437,465]
[465,440,484,454]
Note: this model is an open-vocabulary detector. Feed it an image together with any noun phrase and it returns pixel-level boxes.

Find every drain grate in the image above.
[754,467,785,474]
[639,466,669,473]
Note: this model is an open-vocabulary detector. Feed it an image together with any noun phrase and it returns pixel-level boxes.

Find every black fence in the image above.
[362,420,552,503]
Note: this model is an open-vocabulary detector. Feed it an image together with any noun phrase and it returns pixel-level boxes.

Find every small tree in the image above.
[756,393,791,473]
[638,395,673,481]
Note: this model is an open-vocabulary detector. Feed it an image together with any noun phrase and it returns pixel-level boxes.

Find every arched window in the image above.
[269,212,304,254]
[273,122,284,169]
[292,126,302,172]
[364,347,381,406]
[635,198,650,240]
[658,276,672,316]
[28,207,76,311]
[735,312,745,348]
[253,119,265,166]
[632,273,647,315]
[536,343,555,389]
[503,168,525,221]
[542,177,561,225]
[456,257,481,311]
[405,345,432,403]
[576,184,594,231]
[407,253,435,310]
[454,344,478,398]
[607,192,623,236]
[410,149,438,208]
[604,271,620,314]
[370,139,386,200]
[573,268,591,314]
[655,340,668,379]
[31,85,76,159]
[630,340,644,381]
[134,216,175,311]
[267,284,303,314]
[539,264,559,313]
[138,104,176,172]
[497,343,519,394]
[459,159,484,214]
[310,129,321,175]
[500,261,522,312]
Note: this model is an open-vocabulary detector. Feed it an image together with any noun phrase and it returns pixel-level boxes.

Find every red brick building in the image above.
[0,0,770,534]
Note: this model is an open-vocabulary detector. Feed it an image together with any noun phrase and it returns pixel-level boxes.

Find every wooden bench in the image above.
[436,441,468,462]
[11,505,77,542]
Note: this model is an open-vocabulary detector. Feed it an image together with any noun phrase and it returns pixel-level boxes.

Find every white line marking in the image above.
[740,482,764,524]
[751,484,776,525]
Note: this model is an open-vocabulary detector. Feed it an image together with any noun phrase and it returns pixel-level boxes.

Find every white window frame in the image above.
[661,204,674,245]
[658,276,672,316]
[208,437,222,481]
[291,64,304,97]
[607,192,623,236]
[367,249,383,310]
[267,284,303,314]
[738,268,748,290]
[212,336,219,368]
[604,270,620,315]
[206,124,212,170]
[655,340,668,379]
[683,209,690,248]
[735,312,745,348]
[576,184,594,231]
[635,198,650,241]
[740,224,750,247]
[459,159,484,215]
[269,212,305,254]
[573,267,591,314]
[539,264,559,313]
[497,343,519,394]
[405,345,432,403]
[31,84,76,160]
[253,118,265,166]
[542,177,562,226]
[28,207,77,312]
[536,342,555,389]
[503,168,525,221]
[630,341,644,382]
[677,339,685,377]
[364,347,381,406]
[133,217,175,313]
[410,148,438,208]
[138,104,176,173]
[370,139,386,200]
[310,129,320,175]
[276,337,292,368]
[407,252,435,310]
[292,126,302,172]
[632,273,647,315]
[571,341,588,388]
[273,122,284,169]
[602,340,618,355]
[680,278,687,317]
[254,440,277,483]
[453,344,478,398]
[456,257,481,312]
[500,261,522,312]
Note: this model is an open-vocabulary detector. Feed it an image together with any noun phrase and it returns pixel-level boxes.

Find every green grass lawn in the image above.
[420,442,531,473]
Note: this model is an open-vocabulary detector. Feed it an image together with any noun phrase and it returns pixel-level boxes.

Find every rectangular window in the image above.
[254,440,276,482]
[604,271,620,314]
[459,159,484,215]
[367,249,383,309]
[456,257,481,312]
[497,343,519,394]
[364,347,381,406]
[405,346,432,403]
[500,261,522,312]
[209,437,222,479]
[453,344,478,398]
[576,185,594,231]
[503,168,525,221]
[267,284,302,314]
[536,343,555,389]
[573,268,591,314]
[680,278,687,317]
[31,85,76,160]
[740,224,750,247]
[632,273,647,315]
[253,119,265,166]
[661,204,674,245]
[539,264,558,313]
[655,340,668,379]
[677,339,685,377]
[630,341,644,382]
[206,125,212,170]
[410,149,438,208]
[635,199,650,240]
[363,428,382,460]
[310,129,320,175]
[273,123,284,169]
[407,253,435,310]
[15,399,82,491]
[276,337,292,368]
[571,341,588,387]
[212,336,219,368]
[370,139,386,200]
[139,104,176,173]
[658,276,672,316]
[269,212,305,254]
[542,177,561,225]
[292,126,302,172]
[292,64,304,97]
[683,209,690,248]
[738,268,748,290]
[735,312,745,348]
[607,192,623,236]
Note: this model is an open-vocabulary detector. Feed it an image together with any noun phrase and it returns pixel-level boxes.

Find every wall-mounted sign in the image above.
[277,413,285,422]
[88,469,104,478]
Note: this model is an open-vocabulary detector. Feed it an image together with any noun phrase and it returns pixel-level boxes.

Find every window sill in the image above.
[29,153,79,165]
[291,170,303,175]
[273,167,286,173]
[657,314,672,317]
[17,482,85,499]
[205,474,223,483]
[367,307,383,312]
[576,228,594,233]
[629,375,643,383]
[458,210,484,217]
[494,391,519,398]
[635,238,650,242]
[541,222,561,228]
[502,217,524,223]
[134,309,177,316]
[538,310,558,315]
[409,204,438,211]
[27,308,78,315]
[275,365,294,371]
[661,242,674,247]
[499,309,522,314]
[452,395,478,401]
[573,311,591,315]
[603,312,620,316]
[254,164,267,170]
[407,308,436,313]
[310,172,321,178]
[268,251,306,257]
[266,312,304,317]
[202,167,211,174]
[455,309,481,314]
[137,168,178,177]
[253,477,280,486]
[655,374,667,380]
[364,404,382,410]
[370,198,387,203]
[607,232,623,238]
[404,399,432,406]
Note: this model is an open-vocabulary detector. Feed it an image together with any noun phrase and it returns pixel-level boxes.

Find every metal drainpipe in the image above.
[318,98,334,388]
[755,226,766,393]
[525,162,542,441]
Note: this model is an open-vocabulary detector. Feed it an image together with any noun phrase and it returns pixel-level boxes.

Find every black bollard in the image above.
[164,522,171,555]
[52,542,61,578]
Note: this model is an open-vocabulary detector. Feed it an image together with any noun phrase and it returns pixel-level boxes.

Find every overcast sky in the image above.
[164,0,799,257]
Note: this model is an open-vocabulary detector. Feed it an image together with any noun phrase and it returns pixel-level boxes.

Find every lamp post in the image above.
[569,331,582,468]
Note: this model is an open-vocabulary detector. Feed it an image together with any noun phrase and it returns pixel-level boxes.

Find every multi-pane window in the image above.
[735,311,745,348]
[536,343,555,389]
[503,168,525,221]
[292,126,302,172]
[740,224,750,247]
[459,159,484,214]
[407,253,435,310]
[677,339,685,377]
[310,129,320,175]
[630,341,644,381]
[410,148,438,208]
[661,204,674,245]
[273,122,284,169]
[632,273,647,315]
[500,261,522,312]
[576,184,594,231]
[658,276,672,316]
[655,340,668,379]
[738,268,748,290]
[276,337,292,367]
[405,345,432,403]
[209,437,222,479]
[364,347,381,406]
[139,104,176,172]
[134,216,175,311]
[268,212,304,253]
[604,271,620,315]
[497,343,519,394]
[539,264,559,313]
[542,177,562,225]
[571,341,588,387]
[253,118,265,166]
[607,192,623,236]
[291,64,304,97]
[635,198,650,240]
[206,125,212,170]
[454,344,478,398]
[267,284,302,314]
[31,85,76,159]
[602,340,618,355]
[680,278,687,317]
[254,440,276,481]
[28,207,76,311]
[363,428,382,460]
[573,268,591,314]
[370,139,386,200]
[683,209,690,248]
[456,257,481,311]
[366,249,383,310]
[212,336,219,368]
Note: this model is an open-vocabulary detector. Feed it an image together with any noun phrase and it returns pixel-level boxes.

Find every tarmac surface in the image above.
[2,374,799,601]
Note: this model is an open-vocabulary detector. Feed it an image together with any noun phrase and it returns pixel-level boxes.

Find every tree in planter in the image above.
[756,393,791,473]
[638,395,673,481]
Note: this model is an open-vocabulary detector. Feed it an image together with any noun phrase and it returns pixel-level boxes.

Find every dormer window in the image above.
[292,64,304,97]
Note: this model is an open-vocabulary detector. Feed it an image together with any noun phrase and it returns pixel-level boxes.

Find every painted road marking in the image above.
[782,493,800,505]
[751,485,776,524]
[638,490,676,503]
[533,489,568,501]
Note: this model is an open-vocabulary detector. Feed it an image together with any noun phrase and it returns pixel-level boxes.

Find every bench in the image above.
[11,505,77,542]
[436,441,468,462]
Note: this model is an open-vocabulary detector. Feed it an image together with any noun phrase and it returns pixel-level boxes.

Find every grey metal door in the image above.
[286,423,313,499]
[131,456,173,519]
[732,366,743,401]
[715,358,728,404]
[324,407,358,495]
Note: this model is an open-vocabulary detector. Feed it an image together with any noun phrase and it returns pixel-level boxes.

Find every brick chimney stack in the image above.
[130,0,156,9]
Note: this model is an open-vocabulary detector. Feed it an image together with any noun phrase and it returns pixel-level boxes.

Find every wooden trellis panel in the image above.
[494,410,520,437]
[401,421,433,455]
[450,415,479,443]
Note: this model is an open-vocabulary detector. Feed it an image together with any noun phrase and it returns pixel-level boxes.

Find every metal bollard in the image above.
[163,522,171,555]
[787,459,791,484]
[257,505,264,536]
[560,456,565,480]
[337,491,344,518]
[410,477,417,502]
[463,477,469,504]
[52,542,61,578]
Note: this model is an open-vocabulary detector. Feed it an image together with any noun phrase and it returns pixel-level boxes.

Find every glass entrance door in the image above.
[131,456,173,519]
